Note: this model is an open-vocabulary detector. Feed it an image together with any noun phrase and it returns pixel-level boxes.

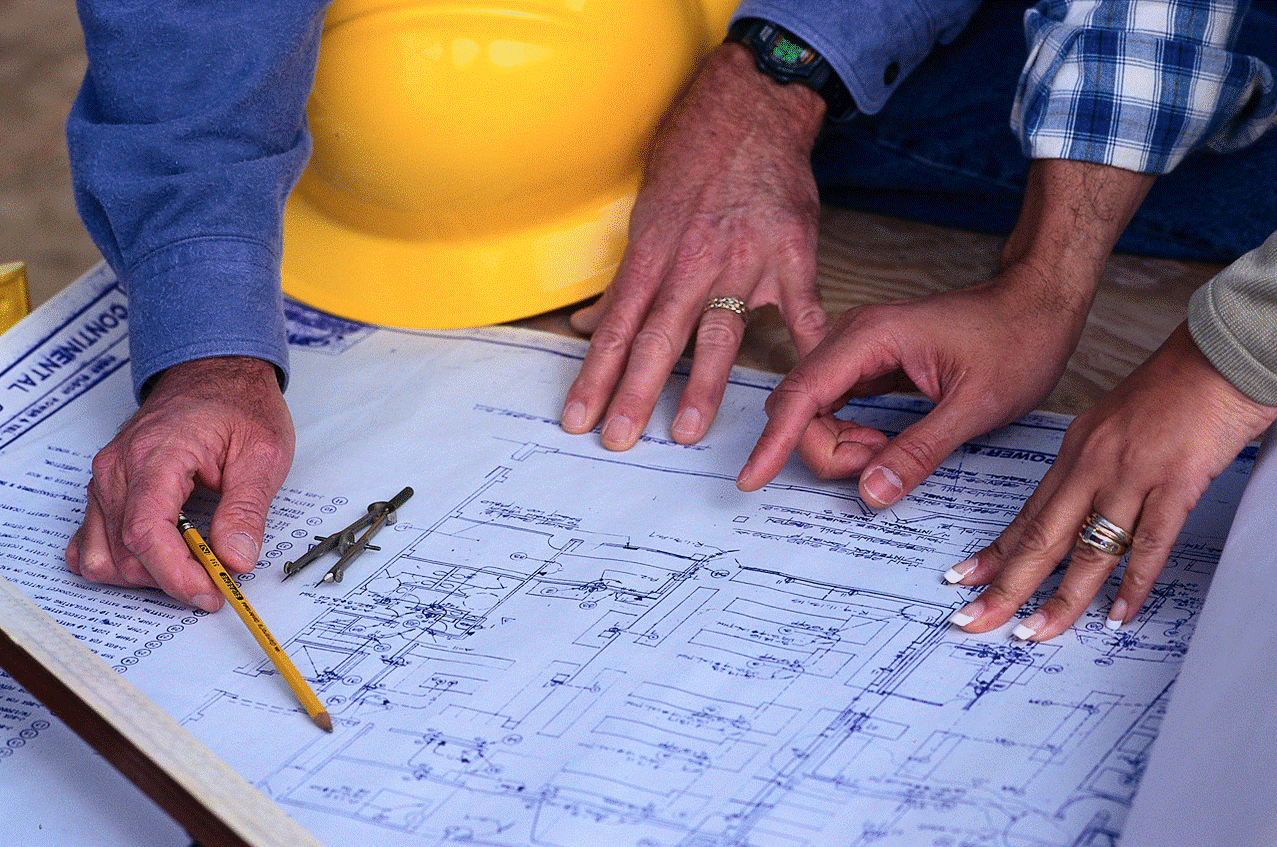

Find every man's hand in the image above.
[560,42,830,450]
[738,158,1157,507]
[945,323,1277,640]
[737,263,1092,501]
[65,356,294,611]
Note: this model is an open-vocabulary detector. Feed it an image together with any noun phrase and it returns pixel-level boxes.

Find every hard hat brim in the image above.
[281,174,634,329]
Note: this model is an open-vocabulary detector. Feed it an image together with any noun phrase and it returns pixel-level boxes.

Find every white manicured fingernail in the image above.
[949,600,984,627]
[1105,598,1127,630]
[1012,612,1046,641]
[943,557,977,584]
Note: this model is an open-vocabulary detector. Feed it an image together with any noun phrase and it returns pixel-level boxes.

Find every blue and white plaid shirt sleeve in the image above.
[1012,0,1277,174]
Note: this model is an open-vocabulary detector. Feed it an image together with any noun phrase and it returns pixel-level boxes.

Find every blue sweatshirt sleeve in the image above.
[67,1,330,400]
[730,1,981,115]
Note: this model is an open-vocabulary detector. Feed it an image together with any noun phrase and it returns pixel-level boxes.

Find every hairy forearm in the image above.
[650,42,828,173]
[999,158,1156,313]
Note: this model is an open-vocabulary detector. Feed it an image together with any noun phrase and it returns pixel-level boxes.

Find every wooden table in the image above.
[521,208,1223,418]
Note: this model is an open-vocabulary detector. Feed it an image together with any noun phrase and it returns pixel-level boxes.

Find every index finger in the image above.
[560,240,671,437]
[737,361,853,491]
[118,463,221,609]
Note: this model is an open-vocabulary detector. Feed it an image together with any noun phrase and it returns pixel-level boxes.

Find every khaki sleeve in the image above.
[1188,229,1277,406]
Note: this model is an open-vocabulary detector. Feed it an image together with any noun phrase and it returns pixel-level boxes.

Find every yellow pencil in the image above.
[176,514,332,732]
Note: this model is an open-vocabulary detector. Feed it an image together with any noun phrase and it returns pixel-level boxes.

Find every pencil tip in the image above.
[314,711,333,733]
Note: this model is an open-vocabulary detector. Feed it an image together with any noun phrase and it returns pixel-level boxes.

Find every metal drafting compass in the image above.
[282,486,413,586]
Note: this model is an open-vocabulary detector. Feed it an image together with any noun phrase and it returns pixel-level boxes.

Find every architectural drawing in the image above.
[181,402,1248,846]
[0,272,1253,845]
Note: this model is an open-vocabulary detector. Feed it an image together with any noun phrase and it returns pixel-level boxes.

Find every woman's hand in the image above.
[945,323,1277,641]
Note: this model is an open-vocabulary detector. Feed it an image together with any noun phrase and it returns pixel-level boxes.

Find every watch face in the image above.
[760,24,819,76]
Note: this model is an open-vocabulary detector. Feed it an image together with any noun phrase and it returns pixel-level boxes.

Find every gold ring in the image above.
[702,296,749,320]
[1077,511,1133,557]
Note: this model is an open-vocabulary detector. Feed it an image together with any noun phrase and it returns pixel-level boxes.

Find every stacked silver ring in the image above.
[702,296,749,320]
[1077,512,1133,556]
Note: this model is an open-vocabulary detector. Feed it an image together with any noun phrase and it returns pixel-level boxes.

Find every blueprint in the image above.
[0,266,1255,846]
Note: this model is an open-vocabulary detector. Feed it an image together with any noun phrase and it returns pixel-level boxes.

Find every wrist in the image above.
[1169,323,1277,432]
[710,42,827,148]
[1000,158,1156,300]
[148,356,284,403]
[724,18,855,121]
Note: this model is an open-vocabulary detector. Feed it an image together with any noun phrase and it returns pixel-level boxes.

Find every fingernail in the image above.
[1013,612,1046,641]
[949,599,984,628]
[191,593,221,613]
[736,461,754,489]
[601,415,633,448]
[671,407,703,441]
[1105,598,1127,630]
[943,557,977,585]
[561,400,587,432]
[225,532,259,567]
[862,466,902,507]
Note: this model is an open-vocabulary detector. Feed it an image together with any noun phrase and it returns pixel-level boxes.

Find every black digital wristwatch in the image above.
[725,17,856,121]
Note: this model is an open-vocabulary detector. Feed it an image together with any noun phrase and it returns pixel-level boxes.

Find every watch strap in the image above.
[725,18,856,121]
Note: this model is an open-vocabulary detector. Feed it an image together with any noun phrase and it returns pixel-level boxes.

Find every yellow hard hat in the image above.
[281,0,736,328]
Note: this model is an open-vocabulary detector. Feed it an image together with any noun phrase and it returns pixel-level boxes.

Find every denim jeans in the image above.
[812,0,1277,263]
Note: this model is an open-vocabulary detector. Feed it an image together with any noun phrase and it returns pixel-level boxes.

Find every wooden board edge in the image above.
[0,574,325,847]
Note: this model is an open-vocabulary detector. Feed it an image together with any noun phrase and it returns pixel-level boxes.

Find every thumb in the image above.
[569,293,609,335]
[209,493,270,574]
[209,457,291,574]
[781,293,829,360]
[858,399,990,508]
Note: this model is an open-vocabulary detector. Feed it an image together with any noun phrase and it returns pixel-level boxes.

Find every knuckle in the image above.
[1068,542,1119,572]
[983,530,1018,567]
[887,433,943,478]
[1009,518,1056,559]
[621,239,664,281]
[975,581,1026,616]
[65,537,83,574]
[631,326,683,361]
[1034,594,1085,631]
[115,558,153,587]
[829,305,872,335]
[1049,576,1102,613]
[119,515,163,559]
[1034,595,1073,620]
[77,551,116,584]
[774,233,818,278]
[90,444,125,482]
[1117,562,1161,597]
[214,499,266,533]
[766,371,822,415]
[241,437,290,476]
[669,224,718,274]
[587,323,637,360]
[696,317,741,353]
[1129,524,1166,556]
[789,302,828,337]
[720,232,760,273]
